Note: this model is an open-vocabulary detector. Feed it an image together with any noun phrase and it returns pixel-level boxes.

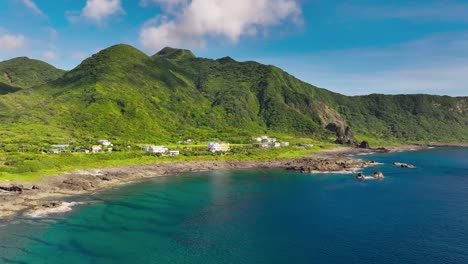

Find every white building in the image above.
[142,145,168,153]
[98,140,113,147]
[168,150,180,156]
[280,142,290,147]
[91,145,103,153]
[252,136,263,142]
[207,142,230,152]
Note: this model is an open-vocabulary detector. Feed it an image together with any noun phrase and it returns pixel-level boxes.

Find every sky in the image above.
[0,0,467,96]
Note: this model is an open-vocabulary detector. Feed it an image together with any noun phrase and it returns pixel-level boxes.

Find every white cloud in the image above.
[0,34,26,52]
[20,0,46,17]
[140,0,302,53]
[43,51,58,60]
[68,0,125,24]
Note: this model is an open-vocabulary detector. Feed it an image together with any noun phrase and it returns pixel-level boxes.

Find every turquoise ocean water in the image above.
[0,147,467,263]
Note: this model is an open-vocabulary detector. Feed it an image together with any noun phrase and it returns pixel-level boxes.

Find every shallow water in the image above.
[1,148,467,263]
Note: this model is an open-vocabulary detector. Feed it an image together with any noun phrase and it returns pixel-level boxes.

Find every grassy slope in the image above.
[0,57,65,89]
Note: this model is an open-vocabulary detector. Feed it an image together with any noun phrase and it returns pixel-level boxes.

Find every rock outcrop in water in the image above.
[355,171,385,180]
[373,171,385,179]
[393,162,416,168]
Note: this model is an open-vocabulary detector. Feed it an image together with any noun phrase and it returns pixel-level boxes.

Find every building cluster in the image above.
[48,139,113,154]
[207,142,230,153]
[141,145,180,156]
[46,135,303,156]
[251,136,289,148]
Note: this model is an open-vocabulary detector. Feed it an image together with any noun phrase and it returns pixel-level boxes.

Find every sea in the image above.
[0,147,467,264]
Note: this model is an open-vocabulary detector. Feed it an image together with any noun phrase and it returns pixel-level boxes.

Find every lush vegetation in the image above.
[0,44,466,181]
[0,57,65,89]
[0,143,333,181]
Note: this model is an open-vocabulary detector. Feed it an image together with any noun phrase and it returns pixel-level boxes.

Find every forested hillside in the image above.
[0,44,466,148]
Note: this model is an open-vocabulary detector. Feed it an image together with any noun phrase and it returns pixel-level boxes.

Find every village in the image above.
[44,135,306,157]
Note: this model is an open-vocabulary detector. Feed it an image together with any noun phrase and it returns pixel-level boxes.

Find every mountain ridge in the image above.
[0,44,466,147]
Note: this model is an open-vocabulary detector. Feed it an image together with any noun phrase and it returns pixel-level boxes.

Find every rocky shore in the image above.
[0,145,436,219]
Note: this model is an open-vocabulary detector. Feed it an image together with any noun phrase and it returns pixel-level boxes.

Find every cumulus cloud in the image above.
[0,34,26,52]
[20,0,46,17]
[68,0,125,24]
[140,0,302,53]
[43,51,58,60]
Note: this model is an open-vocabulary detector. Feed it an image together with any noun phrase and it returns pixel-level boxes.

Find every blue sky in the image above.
[1,0,467,96]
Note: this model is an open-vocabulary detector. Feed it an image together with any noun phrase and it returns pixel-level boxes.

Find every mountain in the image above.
[0,44,466,147]
[0,57,65,89]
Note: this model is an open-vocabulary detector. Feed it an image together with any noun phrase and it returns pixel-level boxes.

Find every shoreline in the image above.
[0,144,454,219]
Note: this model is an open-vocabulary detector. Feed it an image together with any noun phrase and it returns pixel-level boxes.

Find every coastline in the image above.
[0,144,447,219]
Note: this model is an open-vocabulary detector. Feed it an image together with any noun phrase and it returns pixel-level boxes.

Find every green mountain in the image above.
[0,57,65,89]
[0,44,466,148]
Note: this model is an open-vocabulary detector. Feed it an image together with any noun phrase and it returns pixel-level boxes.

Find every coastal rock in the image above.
[0,185,23,193]
[326,123,358,145]
[356,172,365,180]
[373,171,385,179]
[286,158,378,173]
[358,141,370,149]
[393,162,416,168]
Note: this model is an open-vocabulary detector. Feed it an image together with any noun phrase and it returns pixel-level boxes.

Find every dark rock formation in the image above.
[373,171,385,179]
[393,162,416,168]
[358,141,370,149]
[356,172,365,180]
[0,185,23,193]
[325,123,357,145]
[41,201,62,208]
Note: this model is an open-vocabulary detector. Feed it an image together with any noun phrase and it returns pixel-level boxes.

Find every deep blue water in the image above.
[1,148,468,264]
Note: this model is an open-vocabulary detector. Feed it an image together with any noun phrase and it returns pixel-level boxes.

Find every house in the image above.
[168,150,180,156]
[142,145,168,154]
[98,140,112,147]
[270,142,281,147]
[207,142,230,152]
[264,138,276,143]
[252,136,263,142]
[183,139,193,143]
[91,145,103,153]
[48,149,60,154]
[51,144,70,152]
[280,142,290,147]
[74,146,90,153]
[253,143,270,148]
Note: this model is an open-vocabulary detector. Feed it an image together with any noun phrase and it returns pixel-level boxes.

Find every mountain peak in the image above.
[216,56,237,64]
[96,44,148,58]
[153,47,196,60]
